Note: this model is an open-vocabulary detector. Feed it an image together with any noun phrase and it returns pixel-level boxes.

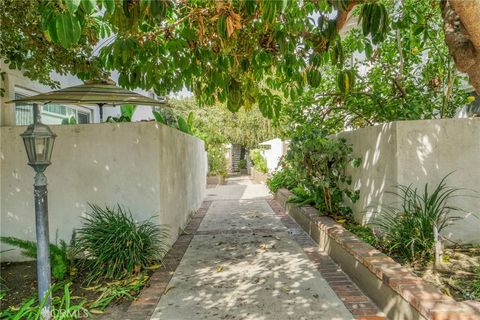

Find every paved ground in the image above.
[149,177,355,320]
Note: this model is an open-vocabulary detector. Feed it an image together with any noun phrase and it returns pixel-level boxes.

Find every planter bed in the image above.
[250,167,268,184]
[275,188,480,320]
[0,260,148,319]
[207,175,226,185]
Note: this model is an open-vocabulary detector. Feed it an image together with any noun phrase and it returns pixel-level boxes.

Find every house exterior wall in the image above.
[0,122,207,261]
[0,62,165,127]
[260,138,288,173]
[0,61,99,126]
[337,119,480,245]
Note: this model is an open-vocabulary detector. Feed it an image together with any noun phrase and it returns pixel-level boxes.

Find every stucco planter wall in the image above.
[207,175,226,185]
[250,167,268,184]
[335,119,480,245]
[1,122,208,261]
[275,188,480,320]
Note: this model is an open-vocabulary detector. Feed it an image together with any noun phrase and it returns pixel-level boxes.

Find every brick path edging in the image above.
[275,188,480,320]
[124,201,212,320]
[267,199,386,320]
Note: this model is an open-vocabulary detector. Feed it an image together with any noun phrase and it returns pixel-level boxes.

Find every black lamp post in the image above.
[20,104,56,319]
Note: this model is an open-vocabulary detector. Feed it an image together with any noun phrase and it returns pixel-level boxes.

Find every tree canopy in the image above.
[164,98,277,149]
[277,0,471,136]
[1,0,479,120]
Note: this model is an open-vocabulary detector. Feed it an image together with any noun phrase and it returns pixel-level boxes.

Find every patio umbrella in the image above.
[7,79,166,121]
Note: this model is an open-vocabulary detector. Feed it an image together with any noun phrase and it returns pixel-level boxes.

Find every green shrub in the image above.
[344,222,380,248]
[76,204,168,283]
[208,145,228,177]
[106,104,137,122]
[282,128,360,217]
[267,166,297,193]
[238,159,247,170]
[0,233,76,281]
[371,174,465,264]
[249,149,268,173]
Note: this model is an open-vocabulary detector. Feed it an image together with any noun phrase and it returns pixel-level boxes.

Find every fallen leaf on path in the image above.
[216,265,224,272]
[164,286,175,295]
[282,286,291,293]
[259,243,269,251]
[145,263,162,270]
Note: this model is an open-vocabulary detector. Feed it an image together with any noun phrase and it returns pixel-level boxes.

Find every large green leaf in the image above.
[81,0,96,14]
[65,0,81,13]
[120,104,137,120]
[187,111,194,128]
[55,12,81,48]
[102,0,115,14]
[153,110,166,124]
[177,116,191,134]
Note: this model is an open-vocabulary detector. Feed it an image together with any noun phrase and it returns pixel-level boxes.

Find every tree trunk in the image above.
[441,0,480,94]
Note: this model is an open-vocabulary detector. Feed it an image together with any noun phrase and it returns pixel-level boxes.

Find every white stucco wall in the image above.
[260,138,287,173]
[337,119,480,245]
[0,122,207,261]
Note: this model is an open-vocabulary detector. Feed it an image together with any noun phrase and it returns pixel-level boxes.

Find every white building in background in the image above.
[259,138,289,173]
[0,61,167,127]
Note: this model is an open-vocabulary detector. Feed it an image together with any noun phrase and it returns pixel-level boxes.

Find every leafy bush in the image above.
[0,283,89,320]
[61,116,77,125]
[106,104,137,122]
[271,128,360,217]
[371,174,465,264]
[0,233,76,281]
[266,166,297,193]
[177,112,194,135]
[76,204,168,283]
[152,107,178,126]
[208,145,228,177]
[344,222,380,248]
[249,149,268,173]
[238,159,247,170]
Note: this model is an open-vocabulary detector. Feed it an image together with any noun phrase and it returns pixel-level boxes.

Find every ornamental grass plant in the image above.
[76,204,169,284]
[371,174,466,264]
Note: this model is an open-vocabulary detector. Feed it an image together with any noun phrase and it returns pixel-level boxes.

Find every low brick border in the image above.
[267,199,386,320]
[123,201,212,320]
[275,188,480,320]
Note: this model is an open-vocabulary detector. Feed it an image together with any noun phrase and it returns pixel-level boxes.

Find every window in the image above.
[41,103,76,125]
[77,111,90,124]
[14,87,93,125]
[43,105,67,115]
[15,93,34,125]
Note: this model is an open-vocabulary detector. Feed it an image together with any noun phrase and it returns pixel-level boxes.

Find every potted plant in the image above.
[238,159,247,175]
[207,145,228,185]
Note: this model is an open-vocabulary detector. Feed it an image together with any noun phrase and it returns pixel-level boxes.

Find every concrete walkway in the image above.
[150,176,355,320]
